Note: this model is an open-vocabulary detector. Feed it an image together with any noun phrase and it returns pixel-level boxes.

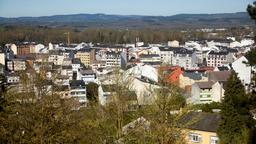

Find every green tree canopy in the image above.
[217,72,254,144]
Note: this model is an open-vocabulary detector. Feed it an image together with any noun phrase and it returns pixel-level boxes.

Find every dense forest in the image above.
[0,26,253,47]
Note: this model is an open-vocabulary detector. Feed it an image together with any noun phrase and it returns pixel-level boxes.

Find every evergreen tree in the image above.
[217,72,254,144]
[247,1,256,21]
[86,82,99,103]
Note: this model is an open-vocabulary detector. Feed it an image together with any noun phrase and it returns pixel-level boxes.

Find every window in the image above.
[189,133,201,143]
[210,136,219,144]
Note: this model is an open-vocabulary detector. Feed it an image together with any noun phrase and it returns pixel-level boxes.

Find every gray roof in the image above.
[80,69,95,75]
[173,48,194,54]
[208,50,229,55]
[208,71,231,82]
[62,65,72,70]
[69,80,85,88]
[72,58,81,64]
[159,47,182,51]
[183,72,203,80]
[179,112,220,132]
[217,66,229,71]
[140,54,160,58]
[195,81,214,89]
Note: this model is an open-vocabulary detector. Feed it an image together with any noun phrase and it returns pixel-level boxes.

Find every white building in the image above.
[48,55,64,65]
[10,44,17,55]
[7,59,26,71]
[61,66,73,80]
[79,69,96,84]
[102,52,121,67]
[168,40,179,47]
[6,73,20,84]
[159,47,174,64]
[172,48,197,70]
[0,53,5,65]
[206,51,233,67]
[231,56,252,86]
[72,59,81,72]
[69,80,87,104]
[98,84,115,105]
[32,44,45,53]
[190,81,225,104]
[139,54,161,64]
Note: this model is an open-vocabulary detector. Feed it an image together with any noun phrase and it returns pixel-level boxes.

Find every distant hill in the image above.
[0,12,254,29]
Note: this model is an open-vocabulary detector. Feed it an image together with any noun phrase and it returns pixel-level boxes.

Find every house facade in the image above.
[7,59,26,71]
[206,50,233,67]
[180,112,220,144]
[75,50,91,66]
[172,48,197,70]
[231,56,251,86]
[159,47,174,64]
[69,80,87,104]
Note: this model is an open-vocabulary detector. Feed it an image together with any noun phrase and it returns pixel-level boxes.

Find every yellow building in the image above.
[75,51,91,66]
[180,112,220,144]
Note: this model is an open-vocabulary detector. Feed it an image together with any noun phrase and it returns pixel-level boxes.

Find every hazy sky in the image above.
[0,0,254,17]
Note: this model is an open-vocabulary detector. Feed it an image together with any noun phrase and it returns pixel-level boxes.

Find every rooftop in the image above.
[140,54,160,58]
[179,112,220,132]
[183,72,204,80]
[69,80,85,88]
[195,81,214,89]
[173,48,194,54]
[208,71,231,82]
[208,50,229,55]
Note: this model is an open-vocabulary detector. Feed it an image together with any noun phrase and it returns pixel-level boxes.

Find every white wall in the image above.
[0,53,5,65]
[232,56,251,85]
[11,44,17,55]
[211,82,224,102]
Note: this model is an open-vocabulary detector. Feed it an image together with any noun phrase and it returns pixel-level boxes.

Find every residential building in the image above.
[160,66,183,85]
[62,58,72,66]
[159,47,174,64]
[10,44,17,55]
[206,50,233,67]
[180,112,220,144]
[48,54,64,65]
[17,43,34,56]
[6,73,20,84]
[98,84,138,109]
[102,52,121,67]
[75,50,91,66]
[167,40,179,47]
[231,56,251,86]
[172,48,197,70]
[191,81,215,104]
[61,66,73,80]
[69,80,87,104]
[190,71,231,104]
[179,71,208,89]
[208,71,231,83]
[98,84,117,105]
[91,61,107,70]
[213,66,230,71]
[139,54,161,64]
[7,59,26,71]
[72,58,81,72]
[30,44,45,54]
[0,53,5,65]
[79,69,96,84]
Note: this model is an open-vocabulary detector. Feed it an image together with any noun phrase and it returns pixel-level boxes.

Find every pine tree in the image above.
[247,1,256,21]
[217,72,254,144]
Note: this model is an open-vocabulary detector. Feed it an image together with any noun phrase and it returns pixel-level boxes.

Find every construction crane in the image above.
[64,32,70,46]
